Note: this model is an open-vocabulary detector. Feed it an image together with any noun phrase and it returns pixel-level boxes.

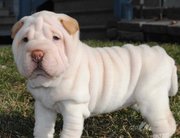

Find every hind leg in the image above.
[138,91,176,138]
[150,111,176,138]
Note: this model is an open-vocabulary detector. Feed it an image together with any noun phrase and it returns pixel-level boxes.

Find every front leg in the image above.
[60,101,90,138]
[34,101,57,138]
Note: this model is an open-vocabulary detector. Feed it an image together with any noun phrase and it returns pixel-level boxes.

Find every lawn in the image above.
[0,41,180,138]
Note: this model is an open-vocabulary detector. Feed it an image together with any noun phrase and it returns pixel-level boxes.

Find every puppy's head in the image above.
[12,11,79,85]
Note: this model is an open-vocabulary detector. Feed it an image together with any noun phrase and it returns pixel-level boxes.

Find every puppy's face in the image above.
[12,11,79,82]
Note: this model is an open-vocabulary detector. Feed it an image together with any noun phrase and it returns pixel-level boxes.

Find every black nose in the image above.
[31,50,44,63]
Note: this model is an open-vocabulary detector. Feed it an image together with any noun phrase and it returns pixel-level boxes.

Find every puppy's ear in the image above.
[11,21,24,39]
[60,15,79,35]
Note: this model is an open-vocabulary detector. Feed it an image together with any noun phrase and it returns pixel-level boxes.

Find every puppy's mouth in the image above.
[29,66,51,79]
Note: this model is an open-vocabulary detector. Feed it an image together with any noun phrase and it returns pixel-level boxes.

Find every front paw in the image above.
[34,134,54,138]
[60,131,82,138]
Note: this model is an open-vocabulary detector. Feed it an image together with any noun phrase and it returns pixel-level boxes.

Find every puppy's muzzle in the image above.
[31,50,44,64]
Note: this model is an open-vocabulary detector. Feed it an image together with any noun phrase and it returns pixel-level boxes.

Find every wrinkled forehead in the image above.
[24,12,60,30]
[19,12,66,40]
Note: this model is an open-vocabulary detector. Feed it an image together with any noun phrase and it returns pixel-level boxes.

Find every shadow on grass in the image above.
[0,112,64,138]
[0,112,34,137]
[1,108,179,138]
[2,108,179,138]
[0,109,148,138]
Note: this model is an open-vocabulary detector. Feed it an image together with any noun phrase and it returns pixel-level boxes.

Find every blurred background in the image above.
[1,0,180,43]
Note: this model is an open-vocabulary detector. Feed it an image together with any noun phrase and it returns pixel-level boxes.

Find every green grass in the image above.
[0,41,180,138]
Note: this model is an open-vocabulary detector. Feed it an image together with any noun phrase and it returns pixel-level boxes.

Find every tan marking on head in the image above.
[11,21,24,39]
[60,15,79,35]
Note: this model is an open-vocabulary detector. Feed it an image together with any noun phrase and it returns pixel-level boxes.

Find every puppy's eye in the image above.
[53,35,60,41]
[22,37,28,42]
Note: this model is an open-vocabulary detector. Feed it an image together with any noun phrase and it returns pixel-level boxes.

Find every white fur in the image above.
[12,11,178,138]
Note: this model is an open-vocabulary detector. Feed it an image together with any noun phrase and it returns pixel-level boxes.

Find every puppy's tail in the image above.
[169,65,178,96]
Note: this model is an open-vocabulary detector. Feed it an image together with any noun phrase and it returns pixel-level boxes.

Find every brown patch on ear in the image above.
[11,21,24,39]
[60,16,79,35]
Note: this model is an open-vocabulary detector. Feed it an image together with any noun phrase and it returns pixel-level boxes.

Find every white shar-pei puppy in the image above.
[11,11,178,138]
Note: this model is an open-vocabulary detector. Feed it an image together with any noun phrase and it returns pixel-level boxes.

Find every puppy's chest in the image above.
[29,83,83,112]
[30,87,63,110]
